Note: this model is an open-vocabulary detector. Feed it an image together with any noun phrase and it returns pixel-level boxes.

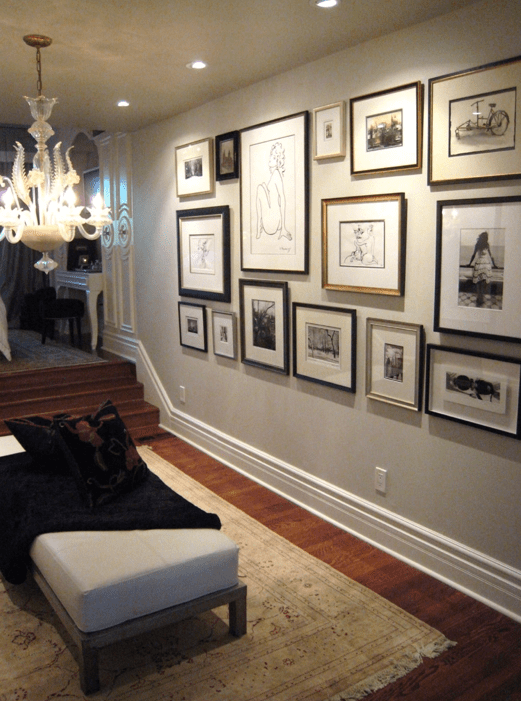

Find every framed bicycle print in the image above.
[428,54,521,184]
[293,303,356,393]
[176,205,231,303]
[434,195,521,343]
[239,279,289,374]
[178,302,208,352]
[322,192,406,296]
[350,81,423,175]
[366,318,424,411]
[425,344,521,439]
[212,310,237,359]
[175,138,214,197]
[240,111,309,273]
[215,131,239,181]
[313,101,346,160]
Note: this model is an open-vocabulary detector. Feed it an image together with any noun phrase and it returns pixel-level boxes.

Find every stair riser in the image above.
[0,361,136,392]
[0,378,141,407]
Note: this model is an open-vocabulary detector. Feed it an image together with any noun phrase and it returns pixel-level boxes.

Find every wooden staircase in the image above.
[0,360,162,440]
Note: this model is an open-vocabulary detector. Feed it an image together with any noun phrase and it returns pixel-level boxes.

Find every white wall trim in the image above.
[137,345,521,623]
[102,328,138,362]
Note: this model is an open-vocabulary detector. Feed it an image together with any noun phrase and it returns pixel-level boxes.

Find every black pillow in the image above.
[4,415,69,472]
[55,399,149,508]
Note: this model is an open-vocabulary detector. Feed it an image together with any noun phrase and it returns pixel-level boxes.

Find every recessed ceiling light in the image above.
[118,100,130,107]
[187,60,207,70]
[311,0,339,7]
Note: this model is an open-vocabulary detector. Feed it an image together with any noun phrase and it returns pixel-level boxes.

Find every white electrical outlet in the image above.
[179,386,186,403]
[375,467,387,493]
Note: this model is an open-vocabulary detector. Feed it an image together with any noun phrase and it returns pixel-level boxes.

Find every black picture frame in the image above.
[178,301,208,352]
[425,344,521,439]
[215,131,240,181]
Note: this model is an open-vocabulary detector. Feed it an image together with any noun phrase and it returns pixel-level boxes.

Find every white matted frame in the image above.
[239,279,289,374]
[322,192,406,296]
[366,318,424,411]
[293,303,356,393]
[434,195,521,343]
[428,55,521,184]
[175,138,214,197]
[178,301,207,352]
[313,102,346,160]
[176,205,231,302]
[425,344,521,439]
[212,310,237,359]
[240,111,309,273]
[350,81,423,175]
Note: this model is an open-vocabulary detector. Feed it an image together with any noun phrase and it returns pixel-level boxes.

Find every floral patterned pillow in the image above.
[55,400,149,508]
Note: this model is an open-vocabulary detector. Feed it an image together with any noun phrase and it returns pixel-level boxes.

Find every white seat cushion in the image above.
[30,529,239,633]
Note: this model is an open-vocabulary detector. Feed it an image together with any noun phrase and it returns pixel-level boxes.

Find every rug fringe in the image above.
[327,635,457,701]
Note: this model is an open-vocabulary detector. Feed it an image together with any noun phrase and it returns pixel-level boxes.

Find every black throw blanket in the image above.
[0,452,221,585]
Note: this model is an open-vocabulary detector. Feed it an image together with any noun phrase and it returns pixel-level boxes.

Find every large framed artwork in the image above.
[350,81,423,175]
[366,318,424,411]
[312,102,346,160]
[239,279,289,374]
[434,196,521,343]
[293,303,356,393]
[175,138,214,197]
[176,205,231,303]
[425,344,521,439]
[240,112,309,273]
[322,192,406,296]
[428,55,521,184]
[178,302,208,352]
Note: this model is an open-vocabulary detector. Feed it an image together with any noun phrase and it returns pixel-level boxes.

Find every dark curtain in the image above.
[0,127,47,327]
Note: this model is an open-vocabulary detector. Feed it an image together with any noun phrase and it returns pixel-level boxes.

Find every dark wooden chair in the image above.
[40,291,85,347]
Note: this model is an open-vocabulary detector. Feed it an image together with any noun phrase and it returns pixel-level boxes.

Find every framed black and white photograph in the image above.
[240,111,309,273]
[366,318,424,411]
[350,81,423,175]
[322,192,406,296]
[215,131,239,181]
[428,55,521,184]
[175,137,214,197]
[212,310,237,359]
[239,279,289,374]
[178,301,208,352]
[293,303,356,393]
[176,205,231,302]
[313,102,346,160]
[434,196,521,343]
[426,344,521,439]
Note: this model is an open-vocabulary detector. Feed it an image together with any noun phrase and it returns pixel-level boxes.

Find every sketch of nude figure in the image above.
[345,224,378,266]
[256,142,292,241]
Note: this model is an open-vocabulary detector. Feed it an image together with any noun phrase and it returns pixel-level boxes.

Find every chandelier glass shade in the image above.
[0,35,112,273]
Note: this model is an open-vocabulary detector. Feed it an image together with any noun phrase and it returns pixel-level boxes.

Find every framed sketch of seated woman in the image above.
[240,112,309,273]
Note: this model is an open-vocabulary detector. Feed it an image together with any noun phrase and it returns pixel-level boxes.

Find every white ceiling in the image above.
[1,0,479,134]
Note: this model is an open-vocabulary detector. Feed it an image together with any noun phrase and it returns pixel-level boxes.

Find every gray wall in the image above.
[132,0,521,618]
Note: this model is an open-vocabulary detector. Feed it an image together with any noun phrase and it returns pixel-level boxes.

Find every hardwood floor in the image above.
[139,432,521,701]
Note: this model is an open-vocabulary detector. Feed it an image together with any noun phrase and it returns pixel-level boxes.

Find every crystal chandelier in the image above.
[0,35,112,273]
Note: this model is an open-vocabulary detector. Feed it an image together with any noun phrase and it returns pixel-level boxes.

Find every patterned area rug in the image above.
[0,448,455,701]
[0,329,105,373]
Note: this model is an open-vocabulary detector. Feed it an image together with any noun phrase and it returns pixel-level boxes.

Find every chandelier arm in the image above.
[75,222,104,240]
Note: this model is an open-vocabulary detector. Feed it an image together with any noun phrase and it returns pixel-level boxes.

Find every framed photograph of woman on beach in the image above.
[434,196,521,343]
[240,112,309,273]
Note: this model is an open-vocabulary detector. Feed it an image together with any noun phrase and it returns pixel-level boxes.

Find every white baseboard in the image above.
[137,345,521,623]
[102,328,139,362]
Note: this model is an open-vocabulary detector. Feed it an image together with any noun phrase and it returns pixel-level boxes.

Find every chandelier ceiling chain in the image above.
[0,35,112,274]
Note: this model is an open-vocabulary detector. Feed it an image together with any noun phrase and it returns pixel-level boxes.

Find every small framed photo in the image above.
[293,303,356,393]
[178,301,208,352]
[175,138,214,197]
[434,195,521,343]
[322,192,406,296]
[426,344,521,439]
[215,131,240,181]
[239,279,289,375]
[240,111,309,273]
[428,55,521,184]
[176,205,231,302]
[350,81,423,175]
[313,102,346,160]
[212,310,237,359]
[366,318,424,411]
